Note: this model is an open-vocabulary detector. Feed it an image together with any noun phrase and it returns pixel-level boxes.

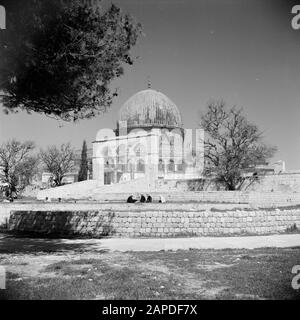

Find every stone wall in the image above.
[8,207,300,238]
[3,191,300,226]
[55,191,300,206]
[243,173,300,192]
[35,172,300,201]
[35,189,300,206]
[157,173,300,193]
[0,201,250,226]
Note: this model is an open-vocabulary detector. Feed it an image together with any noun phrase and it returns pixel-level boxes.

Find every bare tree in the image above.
[78,140,88,182]
[200,100,277,190]
[40,143,75,186]
[0,140,37,196]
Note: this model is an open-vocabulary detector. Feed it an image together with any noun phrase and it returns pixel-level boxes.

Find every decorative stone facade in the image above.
[92,89,205,188]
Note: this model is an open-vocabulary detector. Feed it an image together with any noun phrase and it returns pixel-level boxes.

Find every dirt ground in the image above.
[0,234,299,300]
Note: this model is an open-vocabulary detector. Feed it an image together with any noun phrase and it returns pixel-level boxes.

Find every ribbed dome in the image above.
[119,89,183,129]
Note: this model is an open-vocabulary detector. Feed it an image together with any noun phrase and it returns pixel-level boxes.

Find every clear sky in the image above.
[1,0,300,169]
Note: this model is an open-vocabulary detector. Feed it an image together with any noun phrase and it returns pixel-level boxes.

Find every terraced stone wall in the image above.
[8,207,300,238]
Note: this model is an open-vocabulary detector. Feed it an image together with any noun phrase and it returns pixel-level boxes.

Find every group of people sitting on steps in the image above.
[127,193,166,203]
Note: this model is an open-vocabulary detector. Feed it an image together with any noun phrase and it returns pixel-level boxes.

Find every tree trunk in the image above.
[226,182,236,191]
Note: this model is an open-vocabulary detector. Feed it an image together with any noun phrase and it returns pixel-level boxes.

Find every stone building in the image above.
[92,89,205,188]
[36,89,296,200]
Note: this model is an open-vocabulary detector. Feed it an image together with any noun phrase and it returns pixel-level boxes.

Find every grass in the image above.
[0,246,300,300]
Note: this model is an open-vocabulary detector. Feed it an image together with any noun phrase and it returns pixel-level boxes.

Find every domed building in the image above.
[118,89,183,132]
[92,88,204,188]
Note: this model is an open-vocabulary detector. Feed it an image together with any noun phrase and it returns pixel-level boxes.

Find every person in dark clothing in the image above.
[159,195,166,203]
[127,195,138,203]
[146,195,152,203]
[140,194,146,203]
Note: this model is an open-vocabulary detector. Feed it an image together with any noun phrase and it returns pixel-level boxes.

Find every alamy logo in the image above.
[0,266,6,290]
[291,5,300,30]
[0,5,5,30]
[292,265,300,290]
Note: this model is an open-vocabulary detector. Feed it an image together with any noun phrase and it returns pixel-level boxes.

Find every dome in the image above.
[119,89,183,130]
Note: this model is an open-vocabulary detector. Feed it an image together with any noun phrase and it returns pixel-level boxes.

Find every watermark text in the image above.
[292,265,300,290]
[0,266,6,290]
[0,5,5,30]
[291,5,300,30]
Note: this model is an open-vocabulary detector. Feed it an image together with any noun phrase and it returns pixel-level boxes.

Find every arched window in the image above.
[170,136,174,147]
[104,157,114,169]
[136,159,145,173]
[158,159,164,172]
[160,131,172,159]
[134,144,145,158]
[170,136,175,158]
[116,144,127,170]
[176,161,186,172]
[168,159,175,172]
[102,146,112,157]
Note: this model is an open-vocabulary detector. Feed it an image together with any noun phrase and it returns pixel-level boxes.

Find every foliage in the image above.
[200,100,277,190]
[40,143,75,186]
[0,0,142,121]
[0,139,38,196]
[78,140,88,181]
